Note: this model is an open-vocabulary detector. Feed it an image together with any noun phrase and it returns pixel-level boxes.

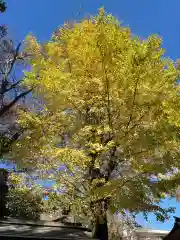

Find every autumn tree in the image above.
[10,8,180,240]
[7,187,44,220]
[6,172,45,220]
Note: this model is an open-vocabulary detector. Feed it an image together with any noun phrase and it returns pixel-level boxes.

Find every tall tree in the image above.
[10,8,180,240]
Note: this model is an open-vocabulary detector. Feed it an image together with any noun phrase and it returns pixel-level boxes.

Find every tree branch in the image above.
[0,88,32,117]
[0,43,23,95]
[121,107,149,140]
[4,79,23,93]
[5,43,21,79]
[126,77,139,130]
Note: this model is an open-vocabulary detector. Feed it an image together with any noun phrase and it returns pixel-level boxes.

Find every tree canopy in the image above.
[9,8,180,239]
[7,186,44,220]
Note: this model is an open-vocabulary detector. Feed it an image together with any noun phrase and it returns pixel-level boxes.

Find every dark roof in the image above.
[0,218,94,240]
[163,216,180,240]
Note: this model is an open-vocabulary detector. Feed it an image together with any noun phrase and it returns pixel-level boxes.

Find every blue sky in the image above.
[1,0,180,231]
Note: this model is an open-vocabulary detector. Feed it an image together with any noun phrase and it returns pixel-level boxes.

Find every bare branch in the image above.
[0,88,32,117]
[5,43,21,79]
[2,79,23,94]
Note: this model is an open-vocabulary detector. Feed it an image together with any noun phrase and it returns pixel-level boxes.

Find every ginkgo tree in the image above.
[9,8,180,240]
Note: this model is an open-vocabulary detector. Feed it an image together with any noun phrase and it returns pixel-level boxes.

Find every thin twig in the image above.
[126,77,139,130]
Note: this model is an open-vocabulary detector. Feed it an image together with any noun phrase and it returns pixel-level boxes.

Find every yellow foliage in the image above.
[10,8,180,220]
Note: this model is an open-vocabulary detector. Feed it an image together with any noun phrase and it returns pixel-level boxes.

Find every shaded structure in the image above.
[163,216,180,240]
[135,228,168,239]
[0,168,8,219]
[0,168,95,239]
[0,217,94,239]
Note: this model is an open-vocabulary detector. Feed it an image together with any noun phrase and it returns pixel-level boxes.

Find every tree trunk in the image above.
[92,213,108,240]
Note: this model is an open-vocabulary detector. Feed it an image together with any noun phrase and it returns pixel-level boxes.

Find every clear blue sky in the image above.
[1,0,180,231]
